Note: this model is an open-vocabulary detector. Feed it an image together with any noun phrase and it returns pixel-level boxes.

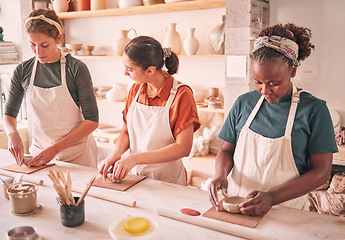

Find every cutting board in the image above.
[1,163,54,174]
[202,206,266,228]
[92,174,146,191]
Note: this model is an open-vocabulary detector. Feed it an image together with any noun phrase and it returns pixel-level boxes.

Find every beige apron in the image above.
[127,78,186,185]
[228,85,309,210]
[26,53,97,168]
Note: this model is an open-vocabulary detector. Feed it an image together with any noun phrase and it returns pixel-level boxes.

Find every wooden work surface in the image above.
[0,149,344,240]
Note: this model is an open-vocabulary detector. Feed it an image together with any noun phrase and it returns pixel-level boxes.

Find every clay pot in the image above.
[183,27,199,55]
[78,0,91,11]
[113,29,137,56]
[8,184,37,214]
[163,23,181,55]
[91,0,106,10]
[106,83,128,102]
[209,15,225,55]
[52,0,71,13]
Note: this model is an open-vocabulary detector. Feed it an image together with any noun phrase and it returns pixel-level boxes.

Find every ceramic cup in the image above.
[58,196,85,227]
[8,184,37,214]
[208,87,219,97]
[222,196,246,213]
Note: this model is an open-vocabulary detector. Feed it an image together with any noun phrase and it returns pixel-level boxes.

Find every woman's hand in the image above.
[7,131,24,165]
[99,156,119,182]
[239,190,273,216]
[111,155,137,181]
[27,145,59,166]
[208,176,229,211]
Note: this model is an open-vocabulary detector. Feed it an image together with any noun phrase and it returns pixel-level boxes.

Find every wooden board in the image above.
[202,206,266,228]
[92,175,146,191]
[1,163,54,174]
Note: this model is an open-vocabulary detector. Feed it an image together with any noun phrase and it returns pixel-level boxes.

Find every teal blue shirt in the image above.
[219,90,338,175]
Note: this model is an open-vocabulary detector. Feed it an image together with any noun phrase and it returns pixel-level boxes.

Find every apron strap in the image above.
[165,78,181,110]
[284,85,303,137]
[243,95,264,129]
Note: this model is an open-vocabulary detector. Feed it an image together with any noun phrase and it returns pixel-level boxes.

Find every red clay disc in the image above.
[180,208,201,216]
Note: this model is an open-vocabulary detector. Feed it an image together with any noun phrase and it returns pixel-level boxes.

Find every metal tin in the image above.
[7,226,37,240]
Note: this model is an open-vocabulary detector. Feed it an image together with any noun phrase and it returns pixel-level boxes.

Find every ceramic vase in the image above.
[209,15,225,55]
[183,27,199,56]
[52,0,70,13]
[113,28,137,56]
[106,83,128,102]
[163,23,181,55]
[91,0,106,10]
[78,0,91,11]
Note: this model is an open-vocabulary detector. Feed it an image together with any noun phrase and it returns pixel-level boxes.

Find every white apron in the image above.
[127,78,186,185]
[228,86,309,210]
[26,53,97,168]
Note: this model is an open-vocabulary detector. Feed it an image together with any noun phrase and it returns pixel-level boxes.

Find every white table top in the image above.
[0,149,344,240]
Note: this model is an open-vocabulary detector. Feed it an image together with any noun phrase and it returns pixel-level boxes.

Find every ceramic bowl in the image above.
[7,226,37,240]
[84,45,95,55]
[22,155,32,166]
[222,196,246,213]
[118,0,143,8]
[66,43,82,55]
[108,216,157,240]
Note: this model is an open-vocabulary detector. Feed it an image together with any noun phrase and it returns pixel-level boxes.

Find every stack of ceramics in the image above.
[204,87,223,109]
[118,0,143,8]
[143,0,164,5]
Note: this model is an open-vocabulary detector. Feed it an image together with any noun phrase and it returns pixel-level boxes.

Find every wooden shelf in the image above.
[198,106,228,114]
[75,54,226,60]
[57,0,226,19]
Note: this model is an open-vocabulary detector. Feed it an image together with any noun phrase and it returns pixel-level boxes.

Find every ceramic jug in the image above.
[106,83,128,102]
[209,15,225,55]
[113,29,137,56]
[163,23,181,55]
[52,0,70,13]
[183,27,199,55]
[91,0,106,10]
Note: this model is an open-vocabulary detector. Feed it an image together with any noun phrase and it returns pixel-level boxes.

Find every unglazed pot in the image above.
[209,15,225,55]
[113,29,137,56]
[183,27,199,55]
[52,0,70,13]
[106,83,128,102]
[78,0,91,11]
[163,23,181,55]
[8,184,37,214]
[91,0,106,10]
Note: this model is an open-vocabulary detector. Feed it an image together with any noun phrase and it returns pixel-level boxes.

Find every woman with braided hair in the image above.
[208,23,338,216]
[99,36,200,185]
[4,9,98,168]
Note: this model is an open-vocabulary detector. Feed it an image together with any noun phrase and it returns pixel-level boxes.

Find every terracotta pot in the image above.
[91,0,106,10]
[77,0,91,11]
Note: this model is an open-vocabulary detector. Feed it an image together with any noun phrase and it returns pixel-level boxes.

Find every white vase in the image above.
[183,27,199,56]
[209,15,225,55]
[106,83,128,102]
[163,23,181,55]
[113,29,137,56]
[52,0,70,13]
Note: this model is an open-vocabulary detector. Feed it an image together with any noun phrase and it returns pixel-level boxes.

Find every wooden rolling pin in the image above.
[71,185,136,208]
[157,209,277,240]
[0,169,44,186]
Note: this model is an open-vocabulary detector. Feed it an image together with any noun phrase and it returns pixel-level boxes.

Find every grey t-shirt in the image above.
[5,54,98,122]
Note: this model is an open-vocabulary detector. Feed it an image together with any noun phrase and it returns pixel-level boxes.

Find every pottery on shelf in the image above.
[118,0,142,8]
[84,45,95,55]
[183,27,199,56]
[66,43,82,55]
[106,83,128,102]
[52,0,70,13]
[163,23,181,55]
[78,0,91,11]
[113,28,137,56]
[209,15,225,55]
[143,0,164,6]
[91,0,106,10]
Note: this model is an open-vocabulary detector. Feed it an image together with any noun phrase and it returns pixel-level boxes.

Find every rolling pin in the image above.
[0,169,44,186]
[158,208,277,240]
[71,185,136,208]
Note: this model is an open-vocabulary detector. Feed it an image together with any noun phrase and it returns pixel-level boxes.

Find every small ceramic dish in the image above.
[107,173,122,183]
[7,225,37,240]
[22,155,32,166]
[108,216,157,240]
[222,196,246,213]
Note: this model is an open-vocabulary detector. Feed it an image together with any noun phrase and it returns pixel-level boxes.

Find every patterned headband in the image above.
[25,15,62,35]
[163,47,172,58]
[254,35,300,66]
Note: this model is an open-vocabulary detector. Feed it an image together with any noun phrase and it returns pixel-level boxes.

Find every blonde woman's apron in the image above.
[26,54,97,168]
[228,86,309,210]
[127,78,186,185]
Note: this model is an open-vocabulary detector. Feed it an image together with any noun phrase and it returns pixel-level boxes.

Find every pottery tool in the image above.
[77,175,96,205]
[0,177,11,192]
[48,168,73,205]
[66,172,75,205]
[0,169,45,186]
[158,208,277,240]
[13,174,24,183]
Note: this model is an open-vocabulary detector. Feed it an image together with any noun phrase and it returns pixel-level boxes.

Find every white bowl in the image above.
[222,196,246,213]
[108,216,157,240]
[118,0,143,8]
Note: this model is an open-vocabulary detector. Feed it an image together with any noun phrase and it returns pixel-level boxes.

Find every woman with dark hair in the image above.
[208,23,338,216]
[99,36,200,185]
[4,9,98,168]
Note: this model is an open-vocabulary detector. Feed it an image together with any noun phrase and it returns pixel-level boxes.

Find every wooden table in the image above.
[0,149,344,240]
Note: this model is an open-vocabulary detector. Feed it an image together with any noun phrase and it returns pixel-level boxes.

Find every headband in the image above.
[25,15,62,35]
[163,47,172,58]
[254,35,300,66]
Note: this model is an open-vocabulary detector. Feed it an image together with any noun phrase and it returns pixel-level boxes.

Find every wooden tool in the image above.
[77,176,96,205]
[0,177,10,192]
[158,208,277,240]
